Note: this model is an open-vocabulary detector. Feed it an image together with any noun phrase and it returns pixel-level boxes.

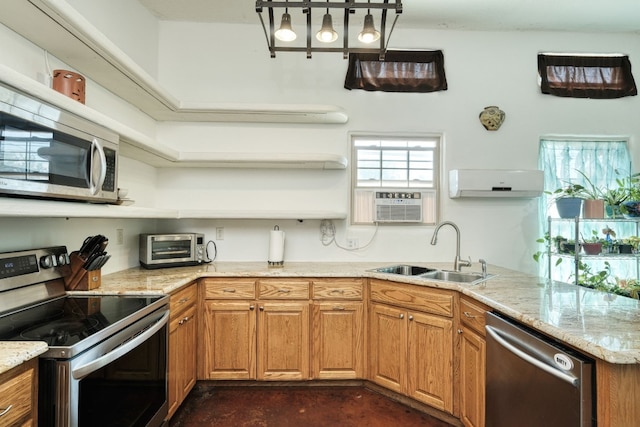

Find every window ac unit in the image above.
[374,192,423,223]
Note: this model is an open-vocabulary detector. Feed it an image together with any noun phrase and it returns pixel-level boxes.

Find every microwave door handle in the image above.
[89,138,107,195]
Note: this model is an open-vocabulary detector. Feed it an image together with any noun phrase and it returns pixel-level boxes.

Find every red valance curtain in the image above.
[344,50,448,93]
[538,54,637,99]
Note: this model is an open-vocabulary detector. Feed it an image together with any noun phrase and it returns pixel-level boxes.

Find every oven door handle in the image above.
[71,310,169,380]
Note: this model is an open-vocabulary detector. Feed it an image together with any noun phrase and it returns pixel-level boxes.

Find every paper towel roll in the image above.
[268,228,285,266]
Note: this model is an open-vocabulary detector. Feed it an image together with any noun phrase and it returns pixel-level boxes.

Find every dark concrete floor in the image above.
[170,385,456,427]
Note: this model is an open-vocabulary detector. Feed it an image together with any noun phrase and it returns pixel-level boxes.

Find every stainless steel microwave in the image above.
[0,82,118,203]
[139,233,206,269]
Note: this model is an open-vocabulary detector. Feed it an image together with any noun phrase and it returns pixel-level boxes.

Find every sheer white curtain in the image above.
[537,137,632,279]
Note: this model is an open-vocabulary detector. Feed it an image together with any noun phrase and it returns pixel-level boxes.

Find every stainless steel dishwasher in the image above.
[485,312,596,427]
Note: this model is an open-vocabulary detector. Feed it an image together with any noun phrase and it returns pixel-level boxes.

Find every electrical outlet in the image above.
[216,227,224,240]
[116,228,124,245]
[347,238,359,249]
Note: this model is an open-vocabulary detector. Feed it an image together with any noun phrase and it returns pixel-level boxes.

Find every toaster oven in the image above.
[139,233,205,269]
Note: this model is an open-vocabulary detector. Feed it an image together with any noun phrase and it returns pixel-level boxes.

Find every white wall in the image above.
[153,22,640,272]
[1,6,640,275]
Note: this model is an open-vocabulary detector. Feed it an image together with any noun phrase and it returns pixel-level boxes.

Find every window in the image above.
[538,53,637,99]
[351,134,440,225]
[537,136,632,277]
[344,50,448,93]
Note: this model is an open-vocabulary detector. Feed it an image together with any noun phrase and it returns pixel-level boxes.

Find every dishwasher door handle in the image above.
[486,325,579,387]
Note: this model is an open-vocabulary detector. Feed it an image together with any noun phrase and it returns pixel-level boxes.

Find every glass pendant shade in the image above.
[358,13,380,43]
[275,12,297,41]
[316,13,338,43]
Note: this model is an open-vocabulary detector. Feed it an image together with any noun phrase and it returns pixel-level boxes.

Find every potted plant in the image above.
[576,170,605,218]
[602,187,627,218]
[616,171,640,218]
[580,230,604,255]
[547,183,586,218]
[574,260,612,291]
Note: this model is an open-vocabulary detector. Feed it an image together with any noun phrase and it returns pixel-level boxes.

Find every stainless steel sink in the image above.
[372,265,495,285]
[372,264,436,276]
[420,270,495,285]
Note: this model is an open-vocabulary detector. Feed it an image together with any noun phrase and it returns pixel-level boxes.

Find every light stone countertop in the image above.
[4,261,640,371]
[0,341,48,375]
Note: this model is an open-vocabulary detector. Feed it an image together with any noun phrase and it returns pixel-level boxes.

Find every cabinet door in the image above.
[201,301,256,380]
[369,303,406,393]
[0,359,37,427]
[312,301,364,379]
[460,327,486,427]
[257,302,309,380]
[407,310,454,413]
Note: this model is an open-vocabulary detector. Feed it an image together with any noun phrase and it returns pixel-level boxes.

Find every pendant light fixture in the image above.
[256,0,402,59]
[275,4,296,42]
[316,0,338,43]
[358,4,380,43]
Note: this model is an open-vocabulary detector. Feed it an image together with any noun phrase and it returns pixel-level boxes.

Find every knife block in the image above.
[64,251,101,291]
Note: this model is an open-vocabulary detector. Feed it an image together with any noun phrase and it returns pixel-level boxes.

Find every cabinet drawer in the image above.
[0,362,35,427]
[258,279,310,300]
[369,279,454,317]
[170,282,197,318]
[203,279,256,299]
[460,296,489,335]
[312,279,363,300]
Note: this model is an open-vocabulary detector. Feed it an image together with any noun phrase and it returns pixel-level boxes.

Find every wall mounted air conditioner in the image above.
[449,169,544,198]
[374,191,423,222]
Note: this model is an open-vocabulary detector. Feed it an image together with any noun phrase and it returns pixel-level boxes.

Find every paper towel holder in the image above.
[268,225,285,268]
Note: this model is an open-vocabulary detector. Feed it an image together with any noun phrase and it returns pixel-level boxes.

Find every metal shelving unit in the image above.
[547,216,640,287]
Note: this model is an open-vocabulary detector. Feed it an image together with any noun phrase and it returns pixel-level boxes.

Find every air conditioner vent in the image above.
[374,192,423,223]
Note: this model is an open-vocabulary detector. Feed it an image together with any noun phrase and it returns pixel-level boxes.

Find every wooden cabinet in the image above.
[369,279,455,413]
[200,278,310,381]
[311,278,364,379]
[0,358,38,427]
[458,295,490,427]
[167,282,198,420]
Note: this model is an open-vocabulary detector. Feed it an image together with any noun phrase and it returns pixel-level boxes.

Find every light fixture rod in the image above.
[256,1,402,13]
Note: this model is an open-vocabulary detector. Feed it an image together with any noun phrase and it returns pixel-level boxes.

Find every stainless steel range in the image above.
[0,246,169,427]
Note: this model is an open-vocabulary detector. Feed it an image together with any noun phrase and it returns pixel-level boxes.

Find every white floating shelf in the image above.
[0,198,347,220]
[0,0,349,124]
[178,210,348,220]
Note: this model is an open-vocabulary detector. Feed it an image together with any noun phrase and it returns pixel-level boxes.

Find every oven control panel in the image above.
[0,246,69,292]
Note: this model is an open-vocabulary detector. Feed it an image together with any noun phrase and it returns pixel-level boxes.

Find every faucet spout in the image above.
[430,221,471,271]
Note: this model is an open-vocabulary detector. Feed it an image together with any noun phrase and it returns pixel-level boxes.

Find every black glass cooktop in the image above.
[0,295,165,348]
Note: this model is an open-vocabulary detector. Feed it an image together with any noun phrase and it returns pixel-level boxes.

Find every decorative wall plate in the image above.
[479,106,505,131]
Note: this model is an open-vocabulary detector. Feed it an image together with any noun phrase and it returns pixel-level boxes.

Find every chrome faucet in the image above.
[430,221,472,272]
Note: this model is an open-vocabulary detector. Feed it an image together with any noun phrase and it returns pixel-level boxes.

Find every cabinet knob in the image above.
[408,315,414,321]
[249,305,255,311]
[457,329,463,334]
[332,306,345,311]
[277,289,291,293]
[259,306,265,311]
[223,288,236,293]
[399,313,404,319]
[463,311,477,318]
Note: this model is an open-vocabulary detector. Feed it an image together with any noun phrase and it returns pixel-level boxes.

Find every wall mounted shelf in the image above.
[0,0,349,125]
[0,64,348,170]
[0,198,347,220]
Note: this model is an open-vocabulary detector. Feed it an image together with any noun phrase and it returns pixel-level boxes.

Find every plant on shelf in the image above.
[575,170,605,218]
[547,183,587,218]
[602,187,628,218]
[533,232,563,265]
[580,230,605,255]
[616,171,640,218]
[614,277,640,299]
[574,260,613,291]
